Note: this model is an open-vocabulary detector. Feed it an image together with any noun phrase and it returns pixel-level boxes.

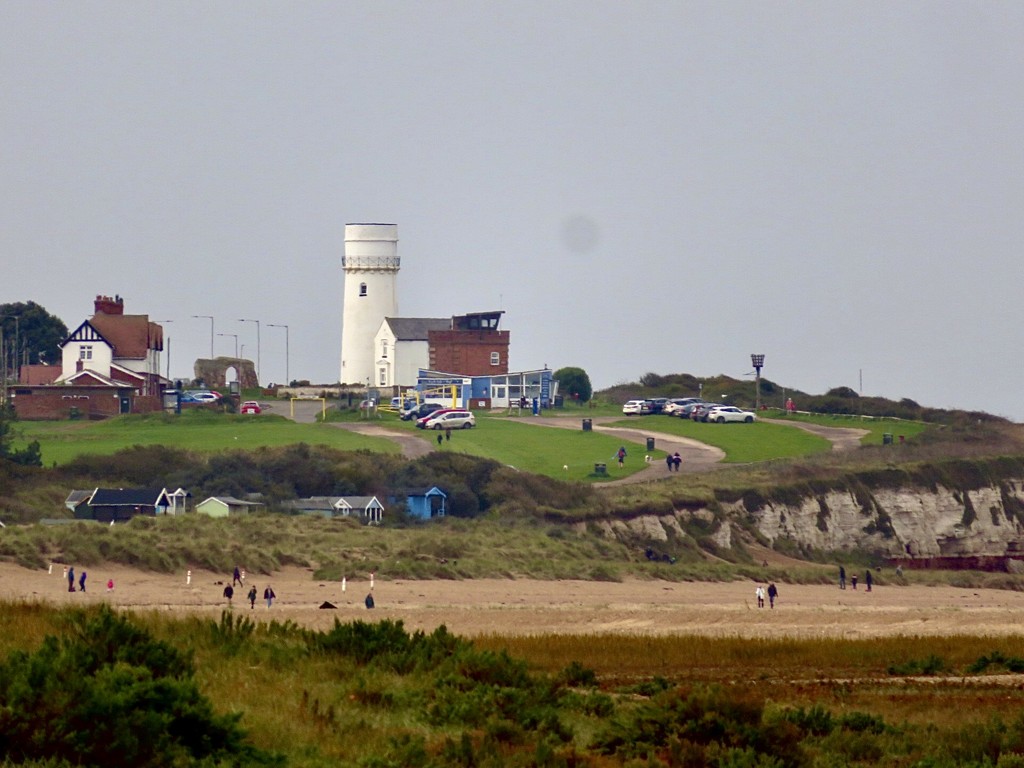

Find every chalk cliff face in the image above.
[738,481,1024,558]
[590,480,1024,561]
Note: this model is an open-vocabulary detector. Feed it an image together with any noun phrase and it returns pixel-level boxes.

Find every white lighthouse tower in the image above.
[340,223,400,386]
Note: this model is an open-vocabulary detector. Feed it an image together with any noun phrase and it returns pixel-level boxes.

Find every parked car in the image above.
[678,401,710,419]
[705,406,756,423]
[401,402,446,421]
[415,408,459,428]
[622,399,651,415]
[182,390,220,403]
[422,410,476,430]
[240,401,262,415]
[644,397,670,414]
[663,398,701,415]
[691,403,718,422]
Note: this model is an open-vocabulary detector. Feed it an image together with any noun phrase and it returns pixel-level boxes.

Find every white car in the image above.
[663,398,701,415]
[705,406,756,423]
[423,410,476,430]
[622,399,651,415]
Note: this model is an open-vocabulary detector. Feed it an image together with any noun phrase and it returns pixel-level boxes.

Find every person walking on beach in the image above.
[79,571,87,592]
[107,578,114,592]
[767,582,778,609]
[851,574,858,590]
[247,585,257,609]
[67,566,76,593]
[755,584,765,608]
[865,570,873,592]
[233,566,242,587]
[223,584,234,606]
[839,566,846,590]
[264,585,276,608]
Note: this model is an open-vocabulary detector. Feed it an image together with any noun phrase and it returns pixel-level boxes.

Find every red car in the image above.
[240,401,262,415]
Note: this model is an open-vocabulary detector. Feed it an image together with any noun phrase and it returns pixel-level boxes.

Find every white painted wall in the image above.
[340,223,399,386]
[62,340,113,379]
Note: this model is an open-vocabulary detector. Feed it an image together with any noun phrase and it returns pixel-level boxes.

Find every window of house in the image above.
[359,283,367,297]
[379,367,387,386]
[381,340,388,358]
[490,352,500,366]
[80,345,93,361]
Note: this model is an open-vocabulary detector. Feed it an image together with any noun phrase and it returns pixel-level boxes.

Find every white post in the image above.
[370,571,375,590]
[186,569,192,585]
[342,576,347,593]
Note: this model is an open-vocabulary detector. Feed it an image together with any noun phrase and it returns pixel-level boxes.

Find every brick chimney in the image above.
[94,294,124,315]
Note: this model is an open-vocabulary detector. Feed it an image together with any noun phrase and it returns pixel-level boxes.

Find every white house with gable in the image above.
[373,317,450,388]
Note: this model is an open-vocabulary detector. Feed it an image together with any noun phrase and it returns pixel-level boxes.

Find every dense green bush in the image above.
[0,605,279,767]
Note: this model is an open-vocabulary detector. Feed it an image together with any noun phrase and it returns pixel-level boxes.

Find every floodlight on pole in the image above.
[238,319,261,385]
[267,324,289,386]
[750,354,765,412]
[192,315,214,357]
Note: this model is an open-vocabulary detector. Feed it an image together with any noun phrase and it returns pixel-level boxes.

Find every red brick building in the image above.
[427,311,510,376]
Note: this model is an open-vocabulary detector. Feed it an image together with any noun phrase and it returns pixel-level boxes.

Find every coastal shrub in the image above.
[0,605,277,767]
[591,684,804,767]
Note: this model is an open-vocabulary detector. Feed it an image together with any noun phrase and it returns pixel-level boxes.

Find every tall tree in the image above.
[553,366,593,404]
[0,301,68,369]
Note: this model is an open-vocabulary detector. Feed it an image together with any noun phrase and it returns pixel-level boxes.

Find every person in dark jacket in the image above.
[767,582,779,609]
[247,585,257,609]
[264,586,276,608]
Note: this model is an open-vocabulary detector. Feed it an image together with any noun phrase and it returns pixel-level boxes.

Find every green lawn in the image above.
[773,411,931,444]
[370,415,663,482]
[15,406,871,478]
[16,412,401,465]
[606,416,833,462]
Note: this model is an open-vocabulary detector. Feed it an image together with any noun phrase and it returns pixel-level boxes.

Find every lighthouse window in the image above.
[490,352,500,366]
[359,283,367,297]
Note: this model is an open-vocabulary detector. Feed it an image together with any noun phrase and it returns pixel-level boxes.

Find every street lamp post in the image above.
[750,354,765,412]
[238,319,260,385]
[192,315,214,357]
[267,324,289,386]
[154,320,174,382]
[217,333,238,360]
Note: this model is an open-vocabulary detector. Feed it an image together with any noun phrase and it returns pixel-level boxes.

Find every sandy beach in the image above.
[4,561,1024,639]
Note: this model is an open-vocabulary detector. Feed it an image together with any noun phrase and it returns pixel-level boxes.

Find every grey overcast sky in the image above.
[2,2,1022,420]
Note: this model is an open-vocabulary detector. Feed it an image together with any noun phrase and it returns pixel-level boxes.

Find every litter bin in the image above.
[883,433,893,445]
[582,418,592,432]
[646,437,655,451]
[594,462,607,475]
